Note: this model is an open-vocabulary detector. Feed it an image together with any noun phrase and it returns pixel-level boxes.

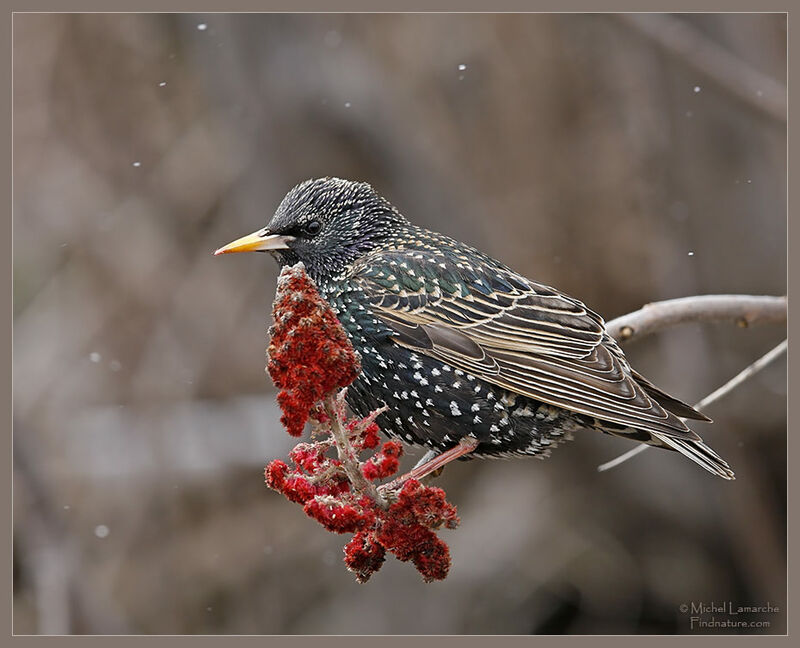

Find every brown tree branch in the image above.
[615,13,786,123]
[597,293,786,473]
[606,294,786,343]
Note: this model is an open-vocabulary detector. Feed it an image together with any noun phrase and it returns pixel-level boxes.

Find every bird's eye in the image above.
[304,220,322,236]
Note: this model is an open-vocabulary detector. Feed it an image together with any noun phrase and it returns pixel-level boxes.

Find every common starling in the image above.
[216,177,734,480]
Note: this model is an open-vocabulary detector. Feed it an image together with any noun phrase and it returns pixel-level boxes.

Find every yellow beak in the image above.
[214,229,295,256]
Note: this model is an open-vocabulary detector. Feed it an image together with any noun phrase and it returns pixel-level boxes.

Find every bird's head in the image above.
[215,177,407,284]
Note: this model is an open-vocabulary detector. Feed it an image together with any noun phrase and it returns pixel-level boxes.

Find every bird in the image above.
[215,177,734,480]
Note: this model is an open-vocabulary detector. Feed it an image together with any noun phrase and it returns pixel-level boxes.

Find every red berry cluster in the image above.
[263,263,460,583]
[266,264,361,436]
[266,412,459,583]
[344,478,459,583]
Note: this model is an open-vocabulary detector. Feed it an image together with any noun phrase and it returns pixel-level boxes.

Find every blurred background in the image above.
[13,13,786,635]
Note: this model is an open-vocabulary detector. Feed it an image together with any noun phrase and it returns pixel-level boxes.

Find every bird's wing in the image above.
[350,246,705,440]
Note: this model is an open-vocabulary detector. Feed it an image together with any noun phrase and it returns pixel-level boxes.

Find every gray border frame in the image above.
[3,3,792,644]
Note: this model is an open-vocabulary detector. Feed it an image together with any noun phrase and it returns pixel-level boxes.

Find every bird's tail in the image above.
[626,369,733,479]
[650,431,735,480]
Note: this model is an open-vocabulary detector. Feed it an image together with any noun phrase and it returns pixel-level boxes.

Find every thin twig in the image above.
[598,339,787,473]
[323,392,389,509]
[616,13,786,123]
[693,340,788,412]
[606,294,786,343]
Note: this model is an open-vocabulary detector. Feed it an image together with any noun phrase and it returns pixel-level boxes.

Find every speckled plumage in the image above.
[244,177,734,478]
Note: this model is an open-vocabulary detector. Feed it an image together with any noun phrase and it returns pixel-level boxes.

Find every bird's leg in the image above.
[379,436,479,494]
[412,449,445,484]
[412,449,440,471]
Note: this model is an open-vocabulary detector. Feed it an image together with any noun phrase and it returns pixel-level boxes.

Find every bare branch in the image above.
[323,393,389,509]
[693,339,788,412]
[598,294,786,474]
[616,13,786,123]
[606,294,786,343]
[598,339,787,473]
